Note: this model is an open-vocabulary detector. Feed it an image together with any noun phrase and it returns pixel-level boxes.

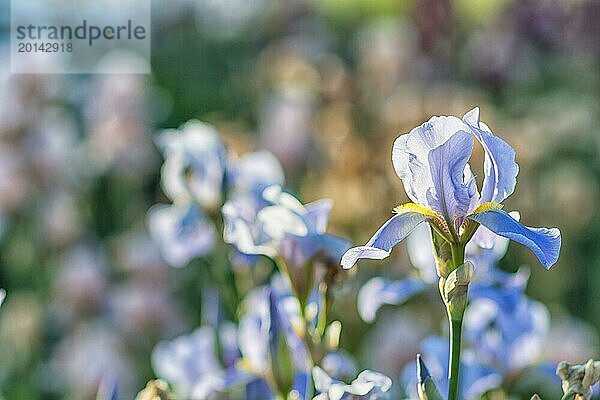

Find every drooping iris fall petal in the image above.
[468,208,561,269]
[341,211,430,269]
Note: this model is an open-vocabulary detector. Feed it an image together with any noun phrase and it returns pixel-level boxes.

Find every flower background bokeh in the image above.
[0,0,599,398]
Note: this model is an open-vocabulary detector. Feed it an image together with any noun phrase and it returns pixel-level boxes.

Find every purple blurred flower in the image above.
[236,275,311,399]
[464,291,550,374]
[149,119,287,269]
[402,336,501,400]
[312,366,392,400]
[147,203,215,267]
[402,285,551,398]
[227,150,285,195]
[342,107,561,270]
[156,120,227,210]
[152,324,241,399]
[223,185,350,269]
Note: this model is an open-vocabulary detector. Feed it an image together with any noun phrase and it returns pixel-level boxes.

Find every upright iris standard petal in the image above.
[229,150,285,193]
[463,108,518,204]
[426,130,476,229]
[468,208,561,269]
[340,210,430,269]
[303,199,334,234]
[156,121,226,208]
[392,116,478,221]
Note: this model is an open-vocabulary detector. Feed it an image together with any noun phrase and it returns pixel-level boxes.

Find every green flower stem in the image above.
[446,243,468,400]
[450,244,465,272]
[447,315,463,400]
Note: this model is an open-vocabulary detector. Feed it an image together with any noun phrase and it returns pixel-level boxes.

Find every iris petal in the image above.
[357,277,427,322]
[468,208,561,269]
[340,211,430,269]
[463,107,519,204]
[303,199,334,234]
[426,130,476,229]
[392,116,478,226]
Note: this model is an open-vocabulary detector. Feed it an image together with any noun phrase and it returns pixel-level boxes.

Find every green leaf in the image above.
[417,354,444,400]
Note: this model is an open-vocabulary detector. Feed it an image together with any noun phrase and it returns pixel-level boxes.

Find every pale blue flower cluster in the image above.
[150,272,392,399]
[147,120,285,267]
[146,120,390,399]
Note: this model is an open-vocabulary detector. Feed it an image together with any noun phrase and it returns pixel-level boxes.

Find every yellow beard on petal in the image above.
[394,202,454,242]
[471,201,504,214]
[393,202,438,217]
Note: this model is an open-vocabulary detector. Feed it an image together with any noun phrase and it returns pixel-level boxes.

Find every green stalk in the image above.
[446,243,467,400]
[450,244,465,273]
[447,316,463,400]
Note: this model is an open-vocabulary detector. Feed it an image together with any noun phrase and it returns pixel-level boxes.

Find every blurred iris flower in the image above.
[148,120,286,268]
[236,276,312,399]
[156,120,227,210]
[403,336,500,400]
[147,203,216,267]
[341,107,561,271]
[312,366,392,400]
[223,185,350,271]
[152,323,241,399]
[402,286,553,399]
[151,274,326,399]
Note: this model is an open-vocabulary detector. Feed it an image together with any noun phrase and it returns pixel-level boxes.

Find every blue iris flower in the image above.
[156,120,228,210]
[223,185,350,270]
[150,275,314,400]
[147,203,216,268]
[149,118,286,268]
[463,290,551,375]
[236,275,312,399]
[312,366,392,400]
[151,323,241,399]
[342,108,561,271]
[402,336,501,400]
